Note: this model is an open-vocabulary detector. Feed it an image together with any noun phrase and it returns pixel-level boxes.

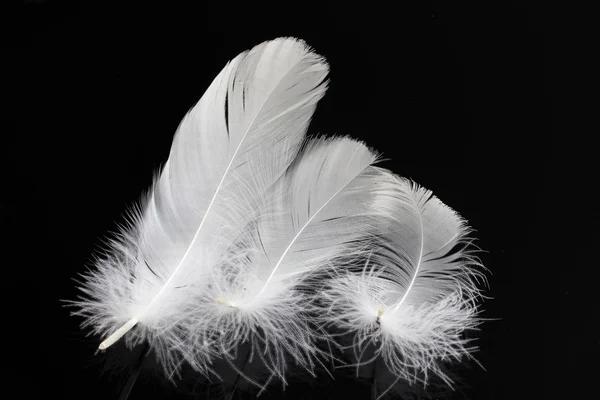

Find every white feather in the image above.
[319,175,485,389]
[183,136,418,385]
[71,37,329,378]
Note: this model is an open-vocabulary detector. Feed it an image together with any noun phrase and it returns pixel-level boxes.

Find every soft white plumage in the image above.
[182,137,386,385]
[319,175,485,391]
[71,36,487,396]
[71,37,329,379]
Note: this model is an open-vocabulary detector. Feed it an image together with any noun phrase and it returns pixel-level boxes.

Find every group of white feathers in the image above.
[72,37,486,396]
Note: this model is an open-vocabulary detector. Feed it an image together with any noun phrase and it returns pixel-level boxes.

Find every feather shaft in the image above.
[392,193,424,310]
[99,317,139,350]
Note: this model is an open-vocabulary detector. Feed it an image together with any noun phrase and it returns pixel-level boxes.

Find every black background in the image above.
[10,1,595,399]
